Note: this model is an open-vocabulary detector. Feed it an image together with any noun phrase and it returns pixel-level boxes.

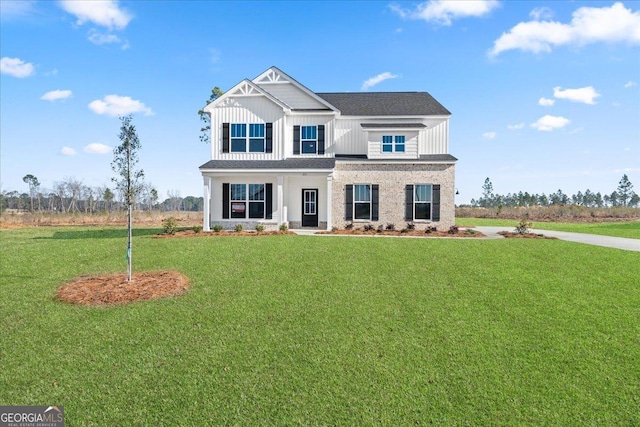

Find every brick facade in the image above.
[331,162,455,231]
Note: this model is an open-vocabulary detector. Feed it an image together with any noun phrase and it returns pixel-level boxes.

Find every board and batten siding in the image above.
[419,119,449,155]
[256,82,328,110]
[211,96,285,160]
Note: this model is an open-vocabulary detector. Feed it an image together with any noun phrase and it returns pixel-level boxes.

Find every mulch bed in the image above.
[56,271,189,306]
[319,228,485,238]
[498,231,557,239]
[154,230,295,238]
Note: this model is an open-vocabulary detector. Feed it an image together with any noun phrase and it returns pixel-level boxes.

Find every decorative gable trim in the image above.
[253,66,340,113]
[204,79,291,113]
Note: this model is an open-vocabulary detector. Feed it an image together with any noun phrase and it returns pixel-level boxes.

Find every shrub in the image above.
[448,225,459,234]
[363,224,374,232]
[192,225,203,233]
[162,217,178,235]
[345,223,354,230]
[279,223,288,232]
[385,223,395,231]
[515,219,532,234]
[377,224,384,233]
[213,224,222,233]
[406,222,416,230]
[255,224,265,232]
[234,224,243,232]
[425,226,437,234]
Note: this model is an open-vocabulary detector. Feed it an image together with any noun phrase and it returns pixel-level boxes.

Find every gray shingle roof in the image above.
[200,158,336,170]
[360,123,427,129]
[317,92,451,116]
[335,154,458,163]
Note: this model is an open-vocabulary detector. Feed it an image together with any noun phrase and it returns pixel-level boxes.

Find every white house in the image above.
[200,66,457,231]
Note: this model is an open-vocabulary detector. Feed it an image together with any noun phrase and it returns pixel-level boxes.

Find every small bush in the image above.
[377,224,384,233]
[465,229,476,235]
[192,225,203,233]
[213,224,222,232]
[255,224,265,232]
[385,223,395,231]
[162,217,178,235]
[448,225,459,234]
[406,222,416,230]
[279,223,288,232]
[234,224,243,232]
[515,219,532,234]
[345,223,354,230]
[363,224,374,232]
[425,226,437,234]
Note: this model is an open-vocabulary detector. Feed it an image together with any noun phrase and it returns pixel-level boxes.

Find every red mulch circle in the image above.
[498,231,557,239]
[56,271,189,306]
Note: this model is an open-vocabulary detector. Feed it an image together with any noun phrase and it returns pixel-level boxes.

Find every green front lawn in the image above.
[1,227,639,425]
[456,217,640,239]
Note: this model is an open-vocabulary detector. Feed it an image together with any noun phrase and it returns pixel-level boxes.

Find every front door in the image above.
[301,189,318,227]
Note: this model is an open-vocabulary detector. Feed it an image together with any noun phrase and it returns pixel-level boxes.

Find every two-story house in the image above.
[199,66,457,231]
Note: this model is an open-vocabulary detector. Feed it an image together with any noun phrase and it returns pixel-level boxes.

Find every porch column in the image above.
[203,176,211,231]
[277,175,284,226]
[326,174,333,231]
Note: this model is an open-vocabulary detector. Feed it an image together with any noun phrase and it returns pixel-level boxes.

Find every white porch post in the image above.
[326,174,333,231]
[203,176,211,231]
[277,175,284,226]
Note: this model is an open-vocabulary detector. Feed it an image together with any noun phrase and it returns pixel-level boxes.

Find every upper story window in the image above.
[301,126,317,154]
[382,135,405,153]
[293,125,325,155]
[223,122,272,154]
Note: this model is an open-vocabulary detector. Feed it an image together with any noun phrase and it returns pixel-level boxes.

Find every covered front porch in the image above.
[199,159,336,232]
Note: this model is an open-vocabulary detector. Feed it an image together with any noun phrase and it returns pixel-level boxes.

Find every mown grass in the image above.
[1,227,639,425]
[456,217,640,239]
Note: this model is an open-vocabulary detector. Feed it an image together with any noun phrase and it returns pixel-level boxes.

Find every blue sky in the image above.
[1,0,639,204]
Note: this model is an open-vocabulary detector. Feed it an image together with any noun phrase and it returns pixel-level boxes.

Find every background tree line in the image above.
[1,176,203,214]
[467,174,639,208]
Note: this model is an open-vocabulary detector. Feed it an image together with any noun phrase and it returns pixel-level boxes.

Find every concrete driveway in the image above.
[472,226,640,252]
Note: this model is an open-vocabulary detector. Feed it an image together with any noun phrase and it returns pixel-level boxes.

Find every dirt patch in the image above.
[56,271,189,306]
[319,228,484,238]
[498,231,557,239]
[154,230,295,238]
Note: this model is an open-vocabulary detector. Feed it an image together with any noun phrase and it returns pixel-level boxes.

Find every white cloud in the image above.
[553,86,600,105]
[59,0,132,30]
[624,80,637,88]
[482,131,496,139]
[568,127,584,134]
[361,72,399,90]
[507,123,525,130]
[87,29,128,49]
[41,89,72,101]
[84,143,112,154]
[61,146,76,156]
[0,57,35,78]
[391,0,499,26]
[530,115,570,131]
[88,94,153,117]
[490,2,640,56]
[538,97,555,106]
[529,7,554,21]
[0,0,36,17]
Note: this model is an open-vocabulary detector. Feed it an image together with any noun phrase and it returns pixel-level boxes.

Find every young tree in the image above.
[112,115,144,281]
[22,174,40,212]
[197,87,224,144]
[481,177,494,208]
[616,174,634,207]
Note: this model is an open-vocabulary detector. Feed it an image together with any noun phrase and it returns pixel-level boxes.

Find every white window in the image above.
[414,184,432,220]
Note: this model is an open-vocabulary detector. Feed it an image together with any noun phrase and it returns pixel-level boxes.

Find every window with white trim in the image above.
[230,123,265,153]
[382,135,405,153]
[230,183,265,218]
[301,126,317,154]
[414,184,432,220]
[354,184,371,220]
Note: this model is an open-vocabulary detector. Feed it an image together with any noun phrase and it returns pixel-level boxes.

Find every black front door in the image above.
[301,189,318,227]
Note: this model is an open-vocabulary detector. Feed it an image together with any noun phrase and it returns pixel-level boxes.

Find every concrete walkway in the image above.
[472,226,640,252]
